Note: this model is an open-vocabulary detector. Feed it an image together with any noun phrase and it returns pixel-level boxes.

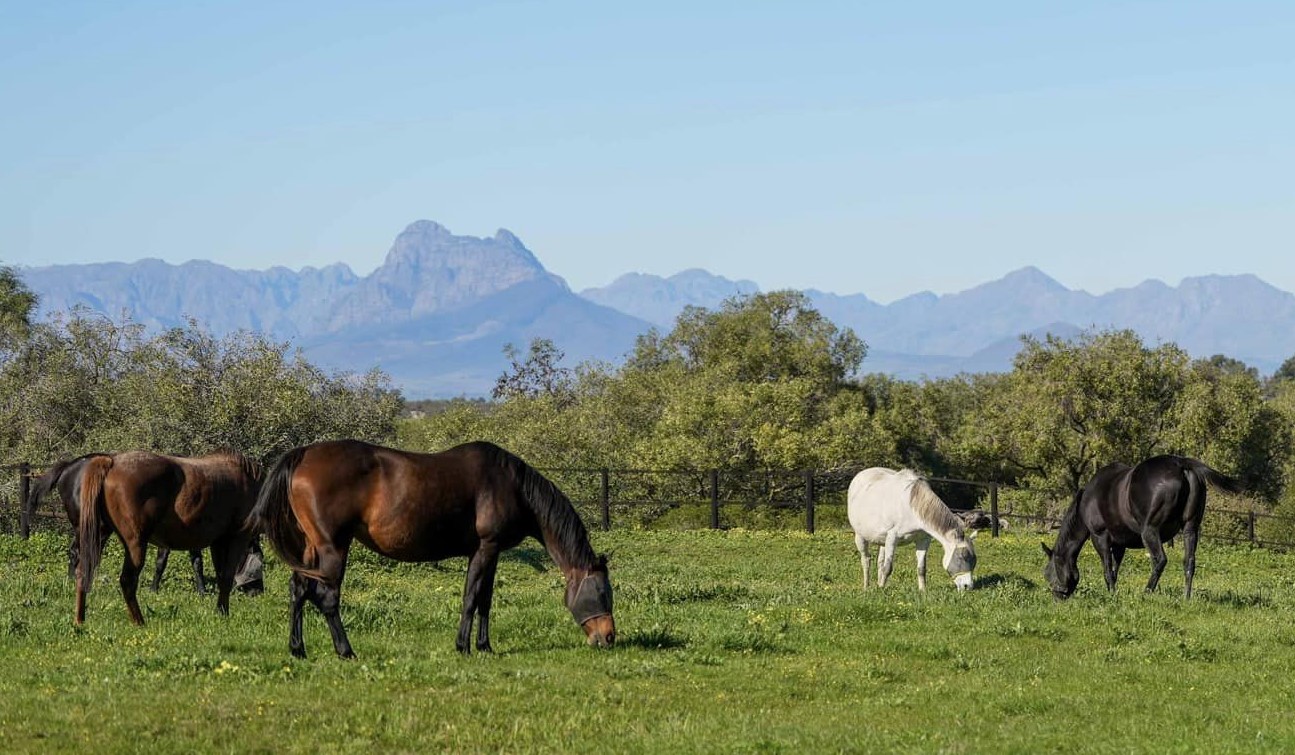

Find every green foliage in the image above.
[965,330,1187,496]
[1272,354,1295,384]
[0,310,402,462]
[492,338,573,401]
[0,264,38,353]
[404,307,1291,517]
[635,290,865,386]
[1169,358,1291,500]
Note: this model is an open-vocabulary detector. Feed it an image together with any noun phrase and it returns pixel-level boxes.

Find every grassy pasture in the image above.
[3,528,1295,753]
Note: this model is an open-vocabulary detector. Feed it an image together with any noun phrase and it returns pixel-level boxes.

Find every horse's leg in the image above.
[150,548,171,592]
[210,537,233,615]
[1091,533,1118,592]
[1142,529,1169,593]
[457,542,501,654]
[288,572,311,658]
[1110,544,1127,591]
[473,544,502,653]
[914,535,931,592]
[878,532,899,589]
[189,549,206,595]
[854,534,870,590]
[119,537,148,626]
[67,534,79,581]
[305,541,354,659]
[1182,521,1201,599]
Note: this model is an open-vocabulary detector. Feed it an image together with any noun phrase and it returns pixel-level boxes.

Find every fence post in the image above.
[804,469,815,534]
[19,462,32,540]
[1248,511,1257,546]
[599,468,611,532]
[989,483,1000,538]
[709,469,720,530]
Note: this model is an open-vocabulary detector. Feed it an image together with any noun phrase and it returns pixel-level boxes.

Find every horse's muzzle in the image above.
[583,614,616,649]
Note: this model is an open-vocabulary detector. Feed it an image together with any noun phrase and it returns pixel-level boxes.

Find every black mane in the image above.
[480,442,597,570]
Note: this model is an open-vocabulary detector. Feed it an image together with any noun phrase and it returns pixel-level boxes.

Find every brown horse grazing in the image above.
[28,454,207,593]
[75,450,261,625]
[247,439,615,658]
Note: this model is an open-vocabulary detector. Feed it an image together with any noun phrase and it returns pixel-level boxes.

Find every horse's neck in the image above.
[529,506,591,575]
[1053,501,1090,558]
[923,523,963,550]
[536,528,577,573]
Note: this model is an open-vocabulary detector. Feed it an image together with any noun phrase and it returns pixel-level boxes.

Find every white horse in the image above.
[847,467,977,591]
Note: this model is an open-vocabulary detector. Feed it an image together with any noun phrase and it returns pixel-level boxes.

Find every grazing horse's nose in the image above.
[582,615,615,648]
[953,573,975,591]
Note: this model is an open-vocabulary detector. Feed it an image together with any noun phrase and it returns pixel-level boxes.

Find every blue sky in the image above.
[1,1,1291,302]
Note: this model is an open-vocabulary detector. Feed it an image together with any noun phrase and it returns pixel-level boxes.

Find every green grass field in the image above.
[4,528,1295,753]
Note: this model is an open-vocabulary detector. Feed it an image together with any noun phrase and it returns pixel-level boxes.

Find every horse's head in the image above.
[943,531,977,591]
[566,554,615,649]
[1041,543,1078,599]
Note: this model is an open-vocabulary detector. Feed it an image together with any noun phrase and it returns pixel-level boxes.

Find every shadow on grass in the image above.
[976,573,1040,591]
[620,625,689,650]
[501,546,551,572]
[1196,589,1273,609]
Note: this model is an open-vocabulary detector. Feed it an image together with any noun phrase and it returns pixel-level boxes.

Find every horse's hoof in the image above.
[476,643,494,654]
[290,646,306,659]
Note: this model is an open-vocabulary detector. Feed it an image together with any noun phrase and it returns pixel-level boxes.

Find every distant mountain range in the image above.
[19,220,1295,396]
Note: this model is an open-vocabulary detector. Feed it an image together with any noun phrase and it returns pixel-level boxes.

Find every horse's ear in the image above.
[597,552,610,568]
[1040,543,1053,558]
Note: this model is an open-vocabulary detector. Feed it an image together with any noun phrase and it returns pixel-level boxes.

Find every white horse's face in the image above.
[943,534,978,591]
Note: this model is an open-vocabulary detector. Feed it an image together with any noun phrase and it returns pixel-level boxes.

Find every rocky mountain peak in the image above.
[326,221,552,329]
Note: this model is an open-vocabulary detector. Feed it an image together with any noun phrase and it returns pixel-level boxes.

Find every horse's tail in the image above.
[1181,458,1244,495]
[245,446,324,581]
[77,456,113,593]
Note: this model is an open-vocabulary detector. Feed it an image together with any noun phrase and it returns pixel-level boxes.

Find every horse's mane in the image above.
[480,443,596,570]
[1054,489,1087,542]
[903,471,965,540]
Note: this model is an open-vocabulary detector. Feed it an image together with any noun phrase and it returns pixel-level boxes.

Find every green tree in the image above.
[645,290,866,386]
[493,338,573,401]
[0,264,37,353]
[1272,355,1295,385]
[1168,357,1289,500]
[0,312,402,463]
[970,329,1190,497]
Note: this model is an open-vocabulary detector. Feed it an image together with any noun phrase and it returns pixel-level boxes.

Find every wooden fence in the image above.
[3,461,1292,550]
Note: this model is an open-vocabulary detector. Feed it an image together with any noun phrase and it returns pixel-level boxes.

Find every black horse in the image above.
[1042,455,1241,599]
[28,454,207,593]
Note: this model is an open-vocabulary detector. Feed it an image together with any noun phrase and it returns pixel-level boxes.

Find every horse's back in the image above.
[292,440,517,562]
[1084,457,1200,543]
[97,450,253,549]
[105,451,184,503]
[848,467,920,540]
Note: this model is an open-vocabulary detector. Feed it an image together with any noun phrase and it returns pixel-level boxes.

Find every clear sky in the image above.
[1,1,1291,303]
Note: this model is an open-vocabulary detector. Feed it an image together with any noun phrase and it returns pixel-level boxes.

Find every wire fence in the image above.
[4,461,1293,550]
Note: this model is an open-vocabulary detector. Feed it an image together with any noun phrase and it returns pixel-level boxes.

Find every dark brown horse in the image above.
[1042,455,1242,599]
[28,453,207,592]
[247,439,615,658]
[75,450,261,625]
